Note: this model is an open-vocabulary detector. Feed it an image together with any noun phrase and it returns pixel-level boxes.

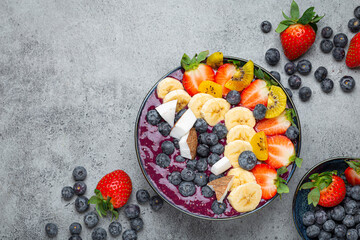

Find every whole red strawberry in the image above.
[345,160,360,186]
[346,32,360,68]
[276,0,323,60]
[300,171,346,207]
[89,170,132,219]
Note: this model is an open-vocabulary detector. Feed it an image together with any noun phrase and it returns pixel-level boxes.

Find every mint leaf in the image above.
[295,157,303,168]
[308,187,320,207]
[300,182,314,189]
[298,7,315,25]
[254,68,265,79]
[181,54,191,70]
[277,167,288,176]
[277,183,290,196]
[290,0,300,20]
[276,23,289,33]
[227,60,243,68]
[309,173,319,180]
[197,50,209,63]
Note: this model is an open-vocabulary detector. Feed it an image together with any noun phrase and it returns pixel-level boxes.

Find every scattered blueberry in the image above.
[198,132,208,144]
[69,236,82,240]
[348,18,360,33]
[238,151,257,170]
[45,223,58,238]
[333,33,348,47]
[211,201,226,214]
[306,225,320,238]
[315,210,328,225]
[260,21,272,33]
[297,60,312,75]
[194,172,208,187]
[302,211,315,226]
[265,48,280,66]
[332,47,346,61]
[149,195,163,211]
[158,122,171,136]
[179,181,196,197]
[181,168,195,181]
[334,224,347,238]
[201,186,214,198]
[84,212,99,229]
[156,153,170,168]
[208,154,220,166]
[194,118,208,133]
[91,227,107,240]
[186,159,197,170]
[347,228,358,240]
[136,189,150,204]
[73,181,87,196]
[323,220,336,232]
[210,144,224,155]
[314,66,328,82]
[253,104,267,120]
[161,141,175,155]
[355,6,360,19]
[130,218,144,232]
[168,171,182,186]
[173,138,179,149]
[108,221,122,237]
[340,76,355,93]
[355,213,360,224]
[299,87,312,102]
[285,126,299,140]
[320,39,334,53]
[146,110,161,125]
[175,155,186,163]
[205,133,219,146]
[174,109,186,123]
[73,166,87,181]
[288,75,302,89]
[351,186,360,200]
[331,205,346,221]
[343,215,356,228]
[209,173,224,182]
[213,123,228,139]
[284,62,296,75]
[197,144,210,157]
[196,158,208,172]
[318,230,331,240]
[62,186,74,200]
[226,90,241,105]
[321,26,333,38]
[124,204,140,219]
[122,229,137,240]
[75,196,89,213]
[270,71,281,81]
[320,78,334,93]
[285,88,293,98]
[345,200,358,215]
[69,222,82,235]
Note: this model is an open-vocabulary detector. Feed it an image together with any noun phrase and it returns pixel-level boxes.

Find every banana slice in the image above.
[226,125,256,143]
[228,182,262,213]
[224,107,256,130]
[224,140,253,168]
[188,93,214,118]
[163,89,191,112]
[227,168,256,191]
[157,77,184,99]
[200,98,230,126]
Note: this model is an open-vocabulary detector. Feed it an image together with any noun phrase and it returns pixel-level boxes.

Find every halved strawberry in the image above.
[251,164,289,200]
[240,79,269,109]
[345,160,360,186]
[265,135,302,169]
[181,51,215,96]
[255,109,294,136]
[214,63,236,96]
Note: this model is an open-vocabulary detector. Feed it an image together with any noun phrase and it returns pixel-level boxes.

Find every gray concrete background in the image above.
[0,0,359,239]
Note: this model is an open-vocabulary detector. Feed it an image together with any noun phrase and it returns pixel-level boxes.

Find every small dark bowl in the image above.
[292,157,355,239]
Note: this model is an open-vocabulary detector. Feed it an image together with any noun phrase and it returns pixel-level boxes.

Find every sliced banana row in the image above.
[224,140,253,168]
[188,93,214,118]
[228,182,262,212]
[225,107,256,130]
[163,89,191,112]
[226,125,256,143]
[227,168,256,191]
[200,98,230,126]
[157,77,184,99]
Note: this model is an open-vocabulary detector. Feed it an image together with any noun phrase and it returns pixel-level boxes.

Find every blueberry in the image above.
[320,39,334,53]
[285,126,299,140]
[284,62,296,75]
[253,104,267,120]
[198,133,208,144]
[315,210,328,225]
[69,236,82,240]
[334,33,348,47]
[320,78,334,93]
[205,133,219,146]
[334,224,347,238]
[173,138,179,149]
[354,213,360,224]
[91,227,107,240]
[156,153,170,168]
[345,200,358,215]
[69,222,82,235]
[302,211,315,226]
[351,186,360,200]
[355,6,360,19]
[130,218,144,232]
[122,229,137,240]
[332,205,346,221]
[75,196,89,213]
[321,26,333,38]
[108,221,122,237]
[208,154,220,166]
[197,144,210,157]
[211,200,226,214]
[357,223,360,232]
[260,21,272,33]
[45,223,58,238]
[62,186,74,200]
[194,172,208,186]
[332,47,346,61]
[347,228,358,240]
[168,171,182,185]
[306,225,320,238]
[347,185,353,196]
[209,173,224,182]
[318,230,331,240]
[179,181,196,197]
[213,123,228,139]
[201,186,214,198]
[146,110,161,125]
[194,118,208,133]
[136,189,150,204]
[299,87,312,102]
[196,158,208,172]
[181,168,195,181]
[161,140,175,155]
[149,195,163,211]
[175,155,186,163]
[348,18,360,33]
[270,71,281,81]
[73,181,87,196]
[174,109,186,123]
[323,220,336,232]
[186,159,197,170]
[210,144,224,155]
[285,88,293,98]
[344,215,356,228]
[73,166,87,181]
[340,76,355,93]
[84,212,99,229]
[226,90,241,105]
[297,60,312,75]
[158,122,171,136]
[288,75,302,89]
[124,204,140,219]
[314,66,328,82]
[238,151,257,170]
[265,48,280,66]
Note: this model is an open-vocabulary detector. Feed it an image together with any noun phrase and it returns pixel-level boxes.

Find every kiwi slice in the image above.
[265,86,287,118]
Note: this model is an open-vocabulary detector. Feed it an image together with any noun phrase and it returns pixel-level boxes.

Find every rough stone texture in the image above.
[0,0,359,239]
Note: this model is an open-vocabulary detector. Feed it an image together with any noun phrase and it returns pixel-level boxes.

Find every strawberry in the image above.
[251,164,289,200]
[265,135,302,169]
[276,1,323,60]
[240,79,269,109]
[255,108,295,136]
[346,32,360,68]
[214,63,236,96]
[345,160,360,186]
[181,51,215,96]
[89,170,132,219]
[300,171,346,207]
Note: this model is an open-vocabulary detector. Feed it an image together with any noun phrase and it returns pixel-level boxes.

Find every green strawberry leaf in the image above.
[346,160,360,174]
[275,23,289,33]
[280,20,296,26]
[309,22,318,33]
[181,54,191,69]
[197,50,209,63]
[300,182,314,189]
[290,0,300,20]
[282,11,291,20]
[277,166,288,176]
[308,187,320,207]
[254,68,265,79]
[295,157,303,168]
[311,14,325,23]
[309,173,319,180]
[285,108,297,126]
[277,183,290,198]
[298,7,315,25]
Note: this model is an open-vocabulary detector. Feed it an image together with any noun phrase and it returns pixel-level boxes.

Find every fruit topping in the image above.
[270,71,281,81]
[181,168,195,181]
[200,98,230,126]
[240,79,269,109]
[321,26,333,38]
[224,60,254,91]
[168,171,182,186]
[208,175,234,202]
[333,33,348,48]
[207,154,220,166]
[256,109,294,136]
[188,93,214,118]
[205,133,219,146]
[320,78,334,93]
[179,128,198,160]
[227,168,256,191]
[194,118,208,133]
[206,52,223,69]
[284,62,296,75]
[226,125,256,143]
[345,160,360,186]
[265,86,287,119]
[157,122,171,137]
[163,89,191,112]
[285,125,299,140]
[155,100,177,127]
[146,110,161,126]
[161,140,175,155]
[201,186,214,198]
[296,59,312,75]
[250,131,268,161]
[332,47,345,61]
[194,172,208,187]
[238,151,257,170]
[225,107,256,130]
[288,75,302,89]
[210,144,224,155]
[226,90,241,105]
[320,39,334,53]
[170,108,197,139]
[196,158,208,172]
[213,123,228,139]
[211,156,232,175]
[261,21,272,33]
[299,86,312,101]
[253,104,267,120]
[197,144,210,157]
[224,140,253,168]
[198,80,223,98]
[265,48,280,66]
[179,181,196,197]
[340,76,356,92]
[345,32,360,68]
[266,135,301,169]
[314,66,327,82]
[227,182,262,212]
[211,201,226,214]
[214,63,236,96]
[156,153,170,168]
[156,77,184,99]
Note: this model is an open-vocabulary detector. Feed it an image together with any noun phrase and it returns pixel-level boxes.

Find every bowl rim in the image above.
[292,156,357,238]
[134,56,302,221]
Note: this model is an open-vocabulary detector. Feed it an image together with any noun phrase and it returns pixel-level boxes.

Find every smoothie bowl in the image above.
[135,51,302,220]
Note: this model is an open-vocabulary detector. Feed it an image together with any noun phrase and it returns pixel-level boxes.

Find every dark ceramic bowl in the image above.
[135,56,302,220]
[292,157,355,239]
